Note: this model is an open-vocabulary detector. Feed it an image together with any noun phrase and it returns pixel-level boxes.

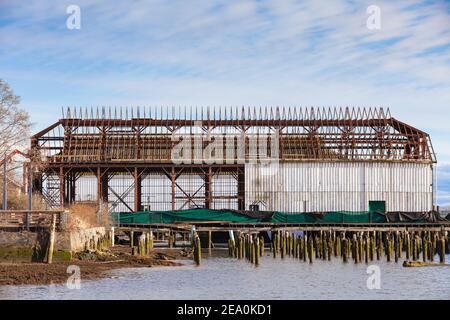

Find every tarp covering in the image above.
[112,209,444,225]
[112,209,271,225]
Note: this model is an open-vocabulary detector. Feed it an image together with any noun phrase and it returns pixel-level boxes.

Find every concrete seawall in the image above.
[0,227,108,262]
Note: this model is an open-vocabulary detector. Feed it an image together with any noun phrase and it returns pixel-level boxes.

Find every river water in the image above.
[1,250,449,300]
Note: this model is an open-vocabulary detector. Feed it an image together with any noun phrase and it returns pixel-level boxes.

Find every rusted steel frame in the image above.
[108,184,133,212]
[162,168,205,210]
[53,132,422,143]
[58,167,65,208]
[59,118,396,128]
[135,126,145,160]
[105,168,139,212]
[204,167,213,209]
[237,166,245,210]
[161,167,182,209]
[171,166,175,210]
[134,167,142,212]
[96,166,111,204]
[44,164,245,170]
[36,122,436,164]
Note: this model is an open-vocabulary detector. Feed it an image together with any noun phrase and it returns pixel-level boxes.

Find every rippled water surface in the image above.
[1,250,449,300]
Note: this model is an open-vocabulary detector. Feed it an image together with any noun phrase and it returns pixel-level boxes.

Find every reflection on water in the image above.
[1,250,449,300]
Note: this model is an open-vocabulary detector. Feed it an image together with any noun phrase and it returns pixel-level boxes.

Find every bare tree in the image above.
[0,79,31,156]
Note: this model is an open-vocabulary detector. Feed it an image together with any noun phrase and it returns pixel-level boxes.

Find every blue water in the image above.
[1,250,449,300]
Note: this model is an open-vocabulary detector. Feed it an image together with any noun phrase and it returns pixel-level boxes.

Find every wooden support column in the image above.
[238,166,245,210]
[134,167,142,212]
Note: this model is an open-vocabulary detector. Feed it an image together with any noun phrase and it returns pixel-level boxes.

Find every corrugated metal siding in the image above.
[245,162,433,212]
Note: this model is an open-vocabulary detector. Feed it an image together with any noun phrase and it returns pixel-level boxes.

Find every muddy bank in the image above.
[0,245,190,286]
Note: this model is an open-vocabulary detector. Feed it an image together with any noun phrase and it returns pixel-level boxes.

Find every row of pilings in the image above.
[226,229,448,266]
[130,231,154,257]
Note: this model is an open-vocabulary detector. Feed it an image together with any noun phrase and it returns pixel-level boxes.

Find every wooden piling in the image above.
[137,234,145,256]
[376,232,382,260]
[130,231,134,248]
[369,234,375,261]
[272,233,277,259]
[194,235,201,266]
[364,236,369,264]
[351,235,357,263]
[301,236,306,262]
[422,237,428,262]
[307,237,314,264]
[291,234,295,257]
[208,231,212,253]
[386,234,391,262]
[413,235,418,261]
[46,213,57,264]
[110,227,115,247]
[327,236,332,261]
[428,239,433,261]
[239,234,244,260]
[148,232,154,252]
[439,236,446,264]
[250,236,254,264]
[260,237,264,257]
[314,236,319,259]
[255,238,260,266]
[336,234,341,257]
[358,234,364,262]
[342,238,348,263]
[406,232,411,260]
[323,234,328,260]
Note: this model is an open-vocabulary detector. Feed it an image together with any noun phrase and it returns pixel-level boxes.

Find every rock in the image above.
[403,260,446,267]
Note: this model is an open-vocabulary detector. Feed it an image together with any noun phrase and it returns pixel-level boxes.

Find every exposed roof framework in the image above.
[31,106,436,165]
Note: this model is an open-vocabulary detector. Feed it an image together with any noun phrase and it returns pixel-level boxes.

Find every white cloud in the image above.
[1,0,449,156]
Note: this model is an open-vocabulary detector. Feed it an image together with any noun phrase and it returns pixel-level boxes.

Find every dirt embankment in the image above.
[0,245,190,286]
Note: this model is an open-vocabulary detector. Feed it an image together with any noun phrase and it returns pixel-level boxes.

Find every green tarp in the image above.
[112,208,393,225]
[270,211,387,223]
[112,209,267,224]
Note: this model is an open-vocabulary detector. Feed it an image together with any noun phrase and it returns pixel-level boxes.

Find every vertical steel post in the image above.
[238,167,245,210]
[171,166,176,210]
[205,167,212,209]
[134,167,142,212]
[59,167,65,208]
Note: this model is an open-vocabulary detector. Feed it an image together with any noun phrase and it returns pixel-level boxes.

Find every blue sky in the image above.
[1,0,450,205]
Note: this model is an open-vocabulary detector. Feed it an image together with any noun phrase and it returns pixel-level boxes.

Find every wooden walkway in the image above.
[117,220,450,233]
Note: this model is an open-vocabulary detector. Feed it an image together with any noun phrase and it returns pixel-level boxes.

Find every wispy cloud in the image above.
[1,0,450,201]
